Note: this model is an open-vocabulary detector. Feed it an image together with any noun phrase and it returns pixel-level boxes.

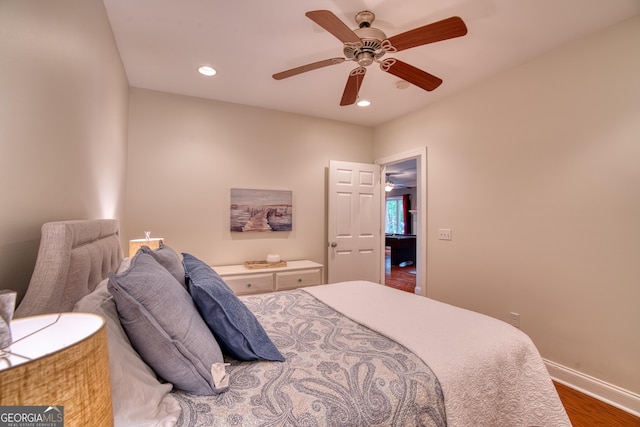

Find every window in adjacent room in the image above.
[385,196,405,234]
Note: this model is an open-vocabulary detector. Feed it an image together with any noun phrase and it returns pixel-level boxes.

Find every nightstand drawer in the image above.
[224,273,273,295]
[212,260,323,294]
[276,268,322,291]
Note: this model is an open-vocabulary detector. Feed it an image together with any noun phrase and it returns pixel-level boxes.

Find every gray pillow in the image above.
[74,279,181,426]
[183,253,284,362]
[140,243,186,288]
[108,252,228,395]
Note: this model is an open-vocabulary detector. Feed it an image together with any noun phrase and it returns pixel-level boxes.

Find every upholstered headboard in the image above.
[15,219,122,318]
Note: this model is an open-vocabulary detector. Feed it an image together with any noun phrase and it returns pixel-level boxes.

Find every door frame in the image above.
[375,147,427,296]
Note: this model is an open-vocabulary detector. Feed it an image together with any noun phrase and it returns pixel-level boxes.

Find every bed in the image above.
[15,219,570,427]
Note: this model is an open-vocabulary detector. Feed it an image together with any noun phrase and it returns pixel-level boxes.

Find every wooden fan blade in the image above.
[306,10,361,44]
[273,58,345,80]
[340,67,366,106]
[380,59,442,91]
[387,16,467,52]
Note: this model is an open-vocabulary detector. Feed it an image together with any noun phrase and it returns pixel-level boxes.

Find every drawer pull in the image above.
[297,278,302,283]
[246,283,252,288]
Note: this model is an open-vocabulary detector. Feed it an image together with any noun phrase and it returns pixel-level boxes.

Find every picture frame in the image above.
[230,188,292,232]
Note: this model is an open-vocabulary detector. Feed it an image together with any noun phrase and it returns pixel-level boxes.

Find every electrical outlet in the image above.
[438,229,452,240]
[510,312,520,329]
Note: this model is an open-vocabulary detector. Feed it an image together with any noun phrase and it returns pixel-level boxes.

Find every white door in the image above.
[327,160,381,283]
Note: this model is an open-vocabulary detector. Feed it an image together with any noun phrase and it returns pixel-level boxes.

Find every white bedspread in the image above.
[305,281,570,427]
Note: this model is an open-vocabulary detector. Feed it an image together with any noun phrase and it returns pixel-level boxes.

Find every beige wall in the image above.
[2,0,637,407]
[0,0,129,301]
[374,16,640,394]
[124,88,373,269]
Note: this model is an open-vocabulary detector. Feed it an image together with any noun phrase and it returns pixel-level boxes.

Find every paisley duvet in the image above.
[173,289,446,427]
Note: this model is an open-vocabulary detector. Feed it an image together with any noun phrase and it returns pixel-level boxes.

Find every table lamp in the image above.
[129,231,164,257]
[0,312,113,426]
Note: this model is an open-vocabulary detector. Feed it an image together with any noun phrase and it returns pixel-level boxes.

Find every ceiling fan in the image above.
[273,10,467,106]
[385,173,412,192]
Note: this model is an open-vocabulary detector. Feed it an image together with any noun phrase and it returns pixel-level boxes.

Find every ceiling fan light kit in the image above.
[273,9,467,106]
[385,181,394,192]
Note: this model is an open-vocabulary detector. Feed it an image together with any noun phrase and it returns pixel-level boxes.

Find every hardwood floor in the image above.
[554,381,640,427]
[384,250,639,425]
[384,247,416,293]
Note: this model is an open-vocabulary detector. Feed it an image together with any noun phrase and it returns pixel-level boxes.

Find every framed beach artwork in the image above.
[230,189,293,232]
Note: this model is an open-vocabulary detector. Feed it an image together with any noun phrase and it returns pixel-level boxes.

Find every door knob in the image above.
[330,242,337,248]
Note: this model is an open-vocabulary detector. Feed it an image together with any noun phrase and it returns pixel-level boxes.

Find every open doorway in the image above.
[383,159,417,293]
[376,148,426,296]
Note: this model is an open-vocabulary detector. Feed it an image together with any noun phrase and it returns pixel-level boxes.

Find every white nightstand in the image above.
[212,260,324,295]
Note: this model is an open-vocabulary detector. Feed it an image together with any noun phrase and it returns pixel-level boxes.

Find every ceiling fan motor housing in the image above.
[344,26,388,66]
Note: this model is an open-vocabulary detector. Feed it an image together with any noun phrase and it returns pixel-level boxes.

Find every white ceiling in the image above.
[103,0,639,127]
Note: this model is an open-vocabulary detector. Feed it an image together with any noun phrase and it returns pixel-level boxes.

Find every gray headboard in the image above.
[15,219,122,318]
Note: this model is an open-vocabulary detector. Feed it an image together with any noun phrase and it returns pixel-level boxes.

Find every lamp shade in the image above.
[129,237,163,257]
[0,313,113,426]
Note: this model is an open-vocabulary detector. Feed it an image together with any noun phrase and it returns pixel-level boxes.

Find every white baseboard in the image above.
[544,359,640,417]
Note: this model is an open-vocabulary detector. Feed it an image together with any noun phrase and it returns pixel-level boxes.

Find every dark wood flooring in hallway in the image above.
[384,247,416,293]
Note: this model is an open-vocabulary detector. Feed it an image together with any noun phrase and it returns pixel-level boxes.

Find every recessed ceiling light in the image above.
[357,99,371,107]
[198,66,217,76]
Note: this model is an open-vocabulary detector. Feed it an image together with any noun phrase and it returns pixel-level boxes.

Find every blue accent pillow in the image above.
[183,253,285,362]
